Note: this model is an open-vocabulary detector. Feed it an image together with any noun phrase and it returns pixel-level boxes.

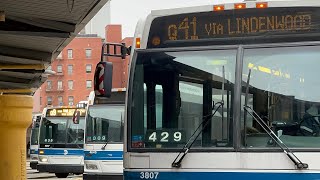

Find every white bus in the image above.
[37,106,86,178]
[29,114,41,169]
[83,89,126,180]
[119,0,320,179]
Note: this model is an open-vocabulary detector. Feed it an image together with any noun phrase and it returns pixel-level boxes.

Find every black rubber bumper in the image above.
[37,164,84,174]
[83,174,123,180]
[30,161,38,169]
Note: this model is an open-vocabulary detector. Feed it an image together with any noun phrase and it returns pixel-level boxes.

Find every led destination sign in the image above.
[46,108,86,117]
[147,7,320,47]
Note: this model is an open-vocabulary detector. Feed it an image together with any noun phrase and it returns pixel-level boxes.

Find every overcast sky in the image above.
[109,0,237,37]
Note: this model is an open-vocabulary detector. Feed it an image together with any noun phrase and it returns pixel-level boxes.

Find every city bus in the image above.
[29,114,41,169]
[106,0,320,179]
[83,89,126,180]
[37,107,86,178]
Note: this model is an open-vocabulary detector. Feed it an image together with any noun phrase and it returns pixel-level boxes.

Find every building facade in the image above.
[34,25,133,112]
[38,34,102,110]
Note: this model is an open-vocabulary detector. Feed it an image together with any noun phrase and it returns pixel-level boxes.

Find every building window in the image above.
[85,49,92,59]
[57,65,62,73]
[47,80,52,90]
[57,80,63,90]
[47,96,52,105]
[68,65,73,75]
[68,80,73,90]
[58,96,63,106]
[67,49,73,59]
[86,64,92,73]
[57,52,62,59]
[68,96,74,106]
[86,80,92,89]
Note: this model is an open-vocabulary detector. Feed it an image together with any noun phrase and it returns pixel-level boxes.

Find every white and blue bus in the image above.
[117,0,320,179]
[29,114,41,169]
[83,89,126,180]
[37,107,86,178]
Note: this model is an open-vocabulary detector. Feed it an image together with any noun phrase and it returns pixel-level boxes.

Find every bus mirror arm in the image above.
[171,101,224,168]
[244,105,308,170]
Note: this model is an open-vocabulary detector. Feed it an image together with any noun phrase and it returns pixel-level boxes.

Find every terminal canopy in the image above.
[0,0,109,95]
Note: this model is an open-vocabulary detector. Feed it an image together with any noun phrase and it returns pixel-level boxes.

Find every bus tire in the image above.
[55,173,69,178]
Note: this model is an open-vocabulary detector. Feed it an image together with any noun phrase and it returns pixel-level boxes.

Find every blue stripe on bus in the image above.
[39,149,84,156]
[30,149,38,154]
[84,150,123,160]
[124,171,320,180]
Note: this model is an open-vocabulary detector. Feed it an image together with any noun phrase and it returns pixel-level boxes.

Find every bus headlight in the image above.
[39,156,48,162]
[85,163,98,170]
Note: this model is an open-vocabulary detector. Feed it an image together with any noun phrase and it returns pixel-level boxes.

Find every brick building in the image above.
[34,25,133,112]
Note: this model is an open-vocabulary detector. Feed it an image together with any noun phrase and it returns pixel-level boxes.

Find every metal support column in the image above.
[0,95,33,179]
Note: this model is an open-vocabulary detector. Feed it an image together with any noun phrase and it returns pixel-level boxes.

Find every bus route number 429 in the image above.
[140,172,159,179]
[145,130,185,143]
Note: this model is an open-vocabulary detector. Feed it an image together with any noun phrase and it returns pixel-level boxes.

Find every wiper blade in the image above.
[243,69,308,170]
[244,106,308,169]
[101,137,109,150]
[171,101,224,168]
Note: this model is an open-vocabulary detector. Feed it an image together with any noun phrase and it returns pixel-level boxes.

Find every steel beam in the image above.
[0,64,45,70]
[8,16,75,32]
[0,45,52,62]
[0,81,31,89]
[0,30,70,38]
[0,55,47,64]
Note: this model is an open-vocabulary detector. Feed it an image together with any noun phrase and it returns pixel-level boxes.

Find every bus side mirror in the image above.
[72,110,80,124]
[94,61,113,97]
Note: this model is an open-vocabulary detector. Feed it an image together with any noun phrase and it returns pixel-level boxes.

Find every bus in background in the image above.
[88,0,320,179]
[83,89,126,180]
[37,107,86,178]
[29,114,41,169]
[77,101,89,109]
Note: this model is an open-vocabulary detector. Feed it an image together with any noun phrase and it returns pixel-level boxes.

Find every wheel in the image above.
[55,173,69,178]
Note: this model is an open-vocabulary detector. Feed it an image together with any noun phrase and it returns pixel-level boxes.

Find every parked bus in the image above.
[90,0,320,179]
[29,114,41,169]
[37,107,86,178]
[83,89,126,180]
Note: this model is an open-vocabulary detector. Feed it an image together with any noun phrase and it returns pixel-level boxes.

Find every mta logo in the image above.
[64,150,68,155]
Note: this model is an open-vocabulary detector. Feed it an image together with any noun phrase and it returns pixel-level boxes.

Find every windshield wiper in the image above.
[101,137,109,150]
[243,69,308,170]
[171,101,224,168]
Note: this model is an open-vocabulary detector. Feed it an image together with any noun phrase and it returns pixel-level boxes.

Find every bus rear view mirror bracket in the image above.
[94,61,113,98]
[72,110,80,124]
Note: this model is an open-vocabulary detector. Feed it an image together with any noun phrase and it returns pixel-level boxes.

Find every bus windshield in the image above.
[30,127,39,145]
[130,45,320,150]
[130,50,236,149]
[39,117,85,144]
[86,105,124,144]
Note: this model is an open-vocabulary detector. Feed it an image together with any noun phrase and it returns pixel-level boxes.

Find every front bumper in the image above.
[30,161,38,169]
[37,164,83,174]
[83,173,123,180]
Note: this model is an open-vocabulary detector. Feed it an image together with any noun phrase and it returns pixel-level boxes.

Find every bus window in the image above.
[242,45,320,148]
[130,49,236,149]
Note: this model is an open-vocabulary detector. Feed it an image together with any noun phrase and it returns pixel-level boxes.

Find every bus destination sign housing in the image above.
[147,7,320,48]
[46,108,86,117]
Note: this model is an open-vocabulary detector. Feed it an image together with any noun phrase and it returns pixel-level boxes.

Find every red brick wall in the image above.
[105,25,133,88]
[37,25,133,111]
[39,36,102,110]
